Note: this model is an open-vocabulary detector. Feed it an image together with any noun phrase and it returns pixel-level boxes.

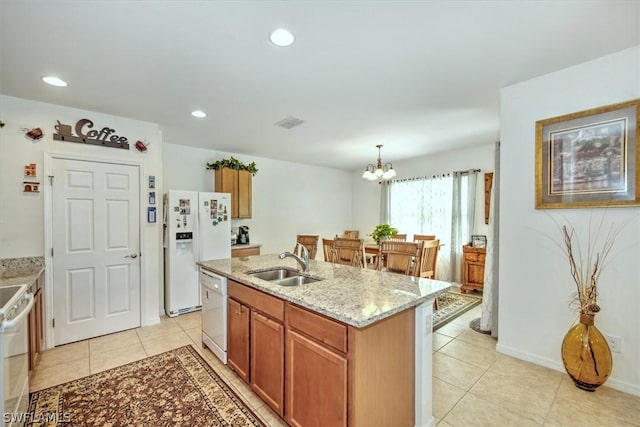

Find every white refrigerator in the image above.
[164,190,231,317]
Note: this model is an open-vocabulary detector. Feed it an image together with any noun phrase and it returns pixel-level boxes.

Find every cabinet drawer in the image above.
[465,252,485,263]
[286,303,347,353]
[228,280,284,322]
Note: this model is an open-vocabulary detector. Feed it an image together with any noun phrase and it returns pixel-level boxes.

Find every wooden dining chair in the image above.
[322,238,335,262]
[389,233,407,241]
[417,239,440,279]
[294,235,319,259]
[332,237,365,267]
[343,230,360,239]
[413,234,436,242]
[377,240,423,276]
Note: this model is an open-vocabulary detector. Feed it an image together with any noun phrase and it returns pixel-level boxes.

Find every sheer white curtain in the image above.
[450,171,477,283]
[382,171,478,283]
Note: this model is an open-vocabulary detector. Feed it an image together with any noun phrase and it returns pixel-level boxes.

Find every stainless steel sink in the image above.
[272,275,321,287]
[246,268,322,286]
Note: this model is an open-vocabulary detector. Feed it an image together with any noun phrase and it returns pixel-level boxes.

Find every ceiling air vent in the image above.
[275,116,305,129]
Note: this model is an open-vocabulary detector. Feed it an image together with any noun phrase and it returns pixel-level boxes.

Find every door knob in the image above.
[125,253,138,259]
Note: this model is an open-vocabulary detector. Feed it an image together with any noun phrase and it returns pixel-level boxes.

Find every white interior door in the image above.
[51,158,141,345]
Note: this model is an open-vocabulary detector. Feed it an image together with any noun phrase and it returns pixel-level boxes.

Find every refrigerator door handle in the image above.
[193,203,200,261]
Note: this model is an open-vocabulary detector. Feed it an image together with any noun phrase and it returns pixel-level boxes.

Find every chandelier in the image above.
[362,144,396,181]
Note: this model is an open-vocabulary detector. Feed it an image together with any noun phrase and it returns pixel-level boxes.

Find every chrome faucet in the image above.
[279,243,309,273]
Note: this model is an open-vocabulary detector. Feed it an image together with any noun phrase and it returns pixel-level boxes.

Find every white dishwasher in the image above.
[200,268,227,364]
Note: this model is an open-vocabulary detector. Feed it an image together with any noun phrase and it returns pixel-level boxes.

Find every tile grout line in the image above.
[540,375,566,426]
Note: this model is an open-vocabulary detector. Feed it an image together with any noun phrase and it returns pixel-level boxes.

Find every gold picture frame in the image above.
[535,99,640,209]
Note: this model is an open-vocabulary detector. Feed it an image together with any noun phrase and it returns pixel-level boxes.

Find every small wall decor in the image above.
[135,140,149,152]
[147,207,157,223]
[24,163,37,177]
[53,118,130,150]
[148,176,156,189]
[23,127,44,140]
[535,99,640,208]
[484,172,493,224]
[149,192,156,205]
[23,182,40,192]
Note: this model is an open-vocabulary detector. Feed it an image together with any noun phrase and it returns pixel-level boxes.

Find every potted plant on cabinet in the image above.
[206,157,258,175]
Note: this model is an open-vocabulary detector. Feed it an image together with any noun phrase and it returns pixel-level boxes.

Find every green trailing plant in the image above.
[206,157,258,175]
[370,224,399,244]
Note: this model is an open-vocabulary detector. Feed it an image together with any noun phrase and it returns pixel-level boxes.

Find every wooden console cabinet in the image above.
[461,245,486,293]
[226,278,414,427]
[214,167,252,219]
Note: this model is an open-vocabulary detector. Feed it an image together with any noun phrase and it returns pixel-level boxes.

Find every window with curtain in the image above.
[381,171,478,283]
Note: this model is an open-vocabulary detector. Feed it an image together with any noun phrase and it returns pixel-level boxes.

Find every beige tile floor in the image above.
[30,307,640,427]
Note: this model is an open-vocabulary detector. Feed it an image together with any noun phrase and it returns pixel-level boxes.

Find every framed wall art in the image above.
[471,235,487,248]
[535,99,640,209]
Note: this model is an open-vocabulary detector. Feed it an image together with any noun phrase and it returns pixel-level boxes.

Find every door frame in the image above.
[43,152,147,349]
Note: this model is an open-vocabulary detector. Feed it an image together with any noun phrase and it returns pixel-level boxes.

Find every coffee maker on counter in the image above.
[237,225,250,244]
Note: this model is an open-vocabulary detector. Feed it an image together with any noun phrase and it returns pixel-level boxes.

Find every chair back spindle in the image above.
[294,235,319,259]
[322,238,335,262]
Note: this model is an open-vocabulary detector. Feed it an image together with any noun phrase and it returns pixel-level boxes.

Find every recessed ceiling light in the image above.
[42,76,67,87]
[270,28,295,47]
[191,110,206,118]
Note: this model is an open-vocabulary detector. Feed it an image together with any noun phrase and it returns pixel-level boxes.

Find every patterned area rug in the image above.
[26,345,265,427]
[433,292,482,330]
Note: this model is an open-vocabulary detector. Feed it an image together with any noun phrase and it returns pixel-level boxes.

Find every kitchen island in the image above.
[199,254,450,427]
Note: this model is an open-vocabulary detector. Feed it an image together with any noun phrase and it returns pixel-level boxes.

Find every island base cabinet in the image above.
[250,311,284,416]
[285,329,347,427]
[227,298,250,382]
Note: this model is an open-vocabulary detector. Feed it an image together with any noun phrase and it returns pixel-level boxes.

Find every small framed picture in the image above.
[471,235,487,248]
[148,175,156,189]
[148,192,156,205]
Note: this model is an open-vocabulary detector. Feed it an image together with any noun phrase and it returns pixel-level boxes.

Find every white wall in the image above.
[499,46,640,395]
[163,143,353,257]
[0,95,163,331]
[351,143,495,240]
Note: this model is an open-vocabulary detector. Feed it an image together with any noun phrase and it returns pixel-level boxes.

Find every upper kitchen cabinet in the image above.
[215,168,252,219]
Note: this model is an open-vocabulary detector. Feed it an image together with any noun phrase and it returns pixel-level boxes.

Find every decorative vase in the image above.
[561,313,612,391]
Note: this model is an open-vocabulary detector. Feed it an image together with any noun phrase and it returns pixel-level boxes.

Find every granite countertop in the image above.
[198,254,450,328]
[0,257,45,288]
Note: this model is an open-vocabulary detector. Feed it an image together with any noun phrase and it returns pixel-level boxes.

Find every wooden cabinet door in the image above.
[285,329,347,427]
[36,273,44,346]
[237,170,252,218]
[251,311,284,416]
[28,289,38,371]
[215,167,239,218]
[461,246,486,292]
[227,298,250,382]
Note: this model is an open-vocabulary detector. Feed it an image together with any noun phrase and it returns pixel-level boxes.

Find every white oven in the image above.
[200,269,227,364]
[0,285,34,427]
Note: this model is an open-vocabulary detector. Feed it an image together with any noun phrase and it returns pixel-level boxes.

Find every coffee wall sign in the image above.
[54,118,130,150]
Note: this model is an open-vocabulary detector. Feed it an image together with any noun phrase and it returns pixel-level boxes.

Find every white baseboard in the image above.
[496,343,640,397]
[143,314,161,327]
[415,416,436,427]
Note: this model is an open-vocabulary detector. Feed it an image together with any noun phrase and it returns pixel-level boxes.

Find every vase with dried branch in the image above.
[558,220,617,392]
